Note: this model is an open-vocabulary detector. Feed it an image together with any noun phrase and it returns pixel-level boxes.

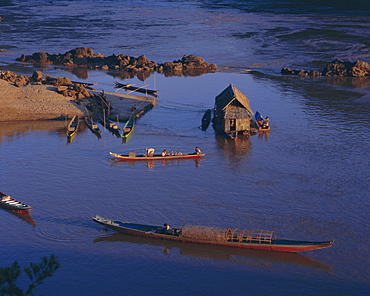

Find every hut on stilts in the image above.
[212,84,254,138]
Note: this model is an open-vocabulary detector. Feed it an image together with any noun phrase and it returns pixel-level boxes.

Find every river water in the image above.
[0,1,369,295]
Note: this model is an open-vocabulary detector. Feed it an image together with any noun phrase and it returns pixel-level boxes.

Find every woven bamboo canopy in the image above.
[180,225,275,244]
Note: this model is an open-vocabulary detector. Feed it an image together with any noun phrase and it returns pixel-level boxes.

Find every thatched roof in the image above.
[214,84,254,116]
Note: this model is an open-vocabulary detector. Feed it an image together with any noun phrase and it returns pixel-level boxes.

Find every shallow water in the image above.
[0,1,370,295]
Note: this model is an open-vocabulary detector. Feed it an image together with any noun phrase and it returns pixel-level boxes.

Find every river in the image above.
[0,1,369,295]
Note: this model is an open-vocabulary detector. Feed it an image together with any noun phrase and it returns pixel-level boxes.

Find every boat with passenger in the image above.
[92,215,334,252]
[110,150,205,161]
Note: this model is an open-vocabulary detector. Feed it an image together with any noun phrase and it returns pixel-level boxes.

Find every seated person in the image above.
[145,148,155,156]
[162,223,172,234]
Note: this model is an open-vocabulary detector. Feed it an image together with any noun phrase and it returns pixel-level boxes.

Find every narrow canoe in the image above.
[114,82,159,97]
[92,216,334,253]
[110,152,205,161]
[259,126,270,132]
[99,116,121,138]
[0,192,33,210]
[121,116,135,139]
[66,115,79,139]
[85,117,102,138]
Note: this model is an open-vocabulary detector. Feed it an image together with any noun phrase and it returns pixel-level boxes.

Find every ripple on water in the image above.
[35,216,94,245]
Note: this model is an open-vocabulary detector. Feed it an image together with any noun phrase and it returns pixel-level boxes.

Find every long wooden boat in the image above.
[0,192,33,210]
[66,115,79,140]
[92,215,334,253]
[110,151,205,161]
[114,82,159,97]
[121,116,135,139]
[85,117,102,139]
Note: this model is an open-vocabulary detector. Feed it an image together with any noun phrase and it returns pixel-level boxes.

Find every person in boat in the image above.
[261,116,269,129]
[195,147,201,155]
[264,116,269,127]
[146,148,155,156]
[159,223,172,234]
[162,149,169,157]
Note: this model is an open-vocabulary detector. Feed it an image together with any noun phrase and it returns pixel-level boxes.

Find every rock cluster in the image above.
[0,70,92,100]
[16,47,218,76]
[281,59,370,77]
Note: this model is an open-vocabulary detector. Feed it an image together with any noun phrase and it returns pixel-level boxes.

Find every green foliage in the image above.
[0,255,60,296]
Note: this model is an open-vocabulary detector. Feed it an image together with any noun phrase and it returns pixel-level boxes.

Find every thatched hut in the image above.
[212,84,254,136]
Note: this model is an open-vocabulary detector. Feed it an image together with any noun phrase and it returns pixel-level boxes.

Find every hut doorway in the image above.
[229,119,236,131]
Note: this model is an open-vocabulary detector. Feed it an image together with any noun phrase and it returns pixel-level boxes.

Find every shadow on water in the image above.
[93,232,332,272]
[0,207,36,227]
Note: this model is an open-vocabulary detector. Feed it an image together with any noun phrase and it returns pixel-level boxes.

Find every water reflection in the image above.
[215,134,252,158]
[250,71,369,117]
[109,158,202,170]
[94,232,331,271]
[325,76,370,88]
[0,208,36,227]
[0,120,67,141]
[258,130,270,141]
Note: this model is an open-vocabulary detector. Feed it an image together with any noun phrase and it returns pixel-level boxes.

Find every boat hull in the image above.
[121,116,135,139]
[0,192,33,210]
[92,216,334,253]
[110,152,205,161]
[66,115,79,142]
[259,126,270,132]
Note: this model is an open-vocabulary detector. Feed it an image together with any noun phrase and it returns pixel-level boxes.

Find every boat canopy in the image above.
[180,225,275,244]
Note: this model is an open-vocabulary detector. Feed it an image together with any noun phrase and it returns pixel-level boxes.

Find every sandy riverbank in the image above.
[0,79,157,122]
[0,79,85,121]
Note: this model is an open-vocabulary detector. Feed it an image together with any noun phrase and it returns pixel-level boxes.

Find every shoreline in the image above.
[0,78,157,122]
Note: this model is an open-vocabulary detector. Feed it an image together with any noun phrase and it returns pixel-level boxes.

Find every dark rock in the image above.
[16,47,217,77]
[282,59,370,77]
[32,52,50,63]
[32,71,43,81]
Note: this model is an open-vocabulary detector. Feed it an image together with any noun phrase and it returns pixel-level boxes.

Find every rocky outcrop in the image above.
[281,59,370,77]
[16,47,218,76]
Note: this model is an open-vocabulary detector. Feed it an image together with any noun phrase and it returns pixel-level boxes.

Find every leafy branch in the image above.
[0,255,60,296]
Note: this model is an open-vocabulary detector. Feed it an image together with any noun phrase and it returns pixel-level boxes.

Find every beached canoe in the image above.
[92,215,334,253]
[114,82,159,97]
[85,117,102,139]
[0,192,33,210]
[99,116,121,138]
[110,151,205,161]
[121,116,135,140]
[66,115,79,141]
